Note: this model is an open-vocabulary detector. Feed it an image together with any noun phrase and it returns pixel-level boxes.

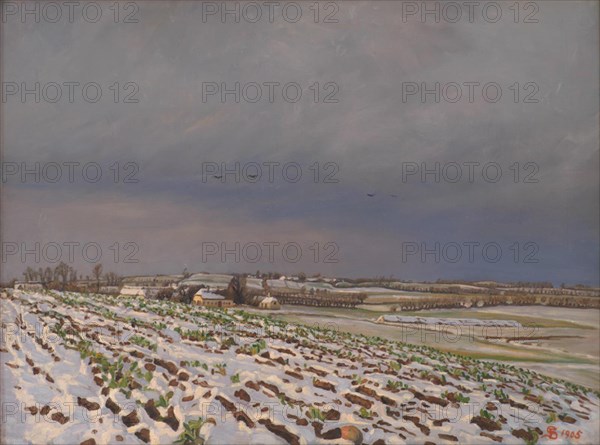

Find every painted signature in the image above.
[543,426,583,441]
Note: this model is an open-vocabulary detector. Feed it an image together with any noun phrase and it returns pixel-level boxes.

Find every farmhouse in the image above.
[258,296,281,310]
[193,289,235,308]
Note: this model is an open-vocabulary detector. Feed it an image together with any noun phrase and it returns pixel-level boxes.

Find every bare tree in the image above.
[92,264,103,291]
[44,267,53,284]
[104,271,122,286]
[156,288,174,301]
[69,267,78,283]
[227,274,247,305]
[22,267,35,282]
[176,284,203,304]
[54,262,70,290]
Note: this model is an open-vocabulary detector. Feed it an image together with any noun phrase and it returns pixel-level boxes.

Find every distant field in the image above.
[276,304,595,329]
[270,304,600,389]
[383,309,596,329]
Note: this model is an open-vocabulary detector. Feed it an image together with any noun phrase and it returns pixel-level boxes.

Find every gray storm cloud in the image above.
[1,1,598,285]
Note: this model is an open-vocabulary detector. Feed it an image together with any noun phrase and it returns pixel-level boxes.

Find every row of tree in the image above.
[20,263,121,291]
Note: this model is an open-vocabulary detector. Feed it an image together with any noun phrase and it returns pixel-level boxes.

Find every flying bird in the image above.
[214,175,223,179]
[390,194,398,198]
[367,193,375,197]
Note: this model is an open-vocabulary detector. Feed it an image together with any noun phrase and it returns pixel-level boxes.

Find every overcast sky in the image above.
[1,1,598,285]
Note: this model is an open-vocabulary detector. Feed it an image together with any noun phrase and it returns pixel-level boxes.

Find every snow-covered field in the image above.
[1,290,599,444]
[180,274,420,299]
[376,315,522,328]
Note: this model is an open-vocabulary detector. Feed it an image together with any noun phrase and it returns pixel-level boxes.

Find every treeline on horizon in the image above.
[1,263,121,291]
[3,265,597,294]
[334,277,597,291]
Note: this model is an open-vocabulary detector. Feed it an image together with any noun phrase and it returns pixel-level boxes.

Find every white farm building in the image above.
[257,296,281,310]
[193,289,235,308]
[119,285,146,298]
